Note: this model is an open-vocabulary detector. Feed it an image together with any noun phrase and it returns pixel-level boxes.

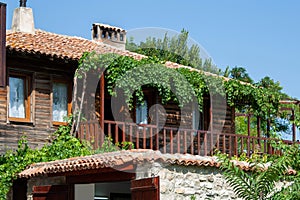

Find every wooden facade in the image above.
[0,45,237,155]
[0,51,77,153]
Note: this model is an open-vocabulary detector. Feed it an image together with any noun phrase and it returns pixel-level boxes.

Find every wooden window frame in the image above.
[8,73,31,123]
[51,79,72,126]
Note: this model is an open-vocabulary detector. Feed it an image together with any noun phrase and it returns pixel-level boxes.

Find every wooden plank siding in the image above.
[0,54,77,154]
[91,84,236,155]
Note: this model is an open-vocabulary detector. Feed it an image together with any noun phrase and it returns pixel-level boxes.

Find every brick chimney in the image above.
[11,0,35,34]
[0,2,6,87]
[92,23,126,50]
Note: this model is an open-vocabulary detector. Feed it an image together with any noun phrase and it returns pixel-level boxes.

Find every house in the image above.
[0,3,238,156]
[1,3,299,200]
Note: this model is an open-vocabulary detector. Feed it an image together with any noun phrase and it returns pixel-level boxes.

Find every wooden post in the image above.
[0,3,6,87]
[99,75,105,145]
[267,117,271,154]
[257,116,261,148]
[210,97,213,156]
[247,114,251,137]
[292,109,296,142]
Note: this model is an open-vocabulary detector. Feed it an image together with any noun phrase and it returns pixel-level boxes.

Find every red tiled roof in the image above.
[18,149,297,179]
[6,29,145,61]
[19,149,220,178]
[5,30,246,83]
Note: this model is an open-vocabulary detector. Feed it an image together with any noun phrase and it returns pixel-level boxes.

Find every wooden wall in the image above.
[100,85,234,133]
[0,53,76,154]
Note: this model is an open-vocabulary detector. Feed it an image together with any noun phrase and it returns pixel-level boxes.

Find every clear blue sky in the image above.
[3,0,300,99]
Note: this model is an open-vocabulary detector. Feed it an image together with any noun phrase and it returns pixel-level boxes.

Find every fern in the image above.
[219,152,293,200]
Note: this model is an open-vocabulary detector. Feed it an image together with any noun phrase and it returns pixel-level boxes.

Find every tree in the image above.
[256,76,283,95]
[229,66,253,83]
[126,29,221,74]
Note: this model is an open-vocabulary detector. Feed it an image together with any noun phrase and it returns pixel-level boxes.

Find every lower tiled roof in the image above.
[19,149,220,178]
[18,149,296,179]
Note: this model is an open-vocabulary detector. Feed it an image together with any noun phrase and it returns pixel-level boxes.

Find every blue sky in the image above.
[3,0,300,99]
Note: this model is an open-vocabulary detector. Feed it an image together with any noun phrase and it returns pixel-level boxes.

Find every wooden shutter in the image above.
[131,177,159,200]
[0,3,6,87]
[32,185,69,200]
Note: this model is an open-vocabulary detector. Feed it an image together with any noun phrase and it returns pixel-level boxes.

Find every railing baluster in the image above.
[108,123,111,138]
[155,127,159,150]
[170,129,173,154]
[122,123,125,142]
[129,125,133,144]
[190,131,194,155]
[241,137,244,155]
[150,127,153,149]
[115,122,119,144]
[210,131,214,156]
[91,123,95,148]
[143,127,146,149]
[247,136,250,157]
[135,126,138,149]
[216,133,220,152]
[79,123,84,141]
[163,129,166,153]
[177,130,180,153]
[222,134,226,154]
[234,135,238,156]
[184,131,187,154]
[86,122,90,143]
[229,135,232,157]
[197,131,200,155]
[94,122,99,149]
[204,132,207,156]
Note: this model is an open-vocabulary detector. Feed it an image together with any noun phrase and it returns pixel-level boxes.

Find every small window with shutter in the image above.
[8,74,31,122]
[52,81,71,125]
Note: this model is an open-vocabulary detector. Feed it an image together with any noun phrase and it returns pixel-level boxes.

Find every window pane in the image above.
[136,100,147,124]
[53,83,68,122]
[9,77,25,118]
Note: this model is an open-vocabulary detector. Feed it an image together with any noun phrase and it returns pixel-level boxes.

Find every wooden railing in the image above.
[78,120,300,156]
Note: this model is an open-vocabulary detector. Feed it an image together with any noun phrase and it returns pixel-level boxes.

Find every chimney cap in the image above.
[93,23,126,32]
[19,0,27,7]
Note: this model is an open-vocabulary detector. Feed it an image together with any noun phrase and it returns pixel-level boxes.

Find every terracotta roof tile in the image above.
[19,150,220,178]
[6,30,246,83]
[18,149,297,179]
[6,30,145,61]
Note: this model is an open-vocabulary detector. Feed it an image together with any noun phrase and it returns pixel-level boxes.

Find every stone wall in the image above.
[136,162,242,200]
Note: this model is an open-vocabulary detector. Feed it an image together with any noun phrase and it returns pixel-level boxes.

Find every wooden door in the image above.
[131,177,159,200]
[32,185,69,200]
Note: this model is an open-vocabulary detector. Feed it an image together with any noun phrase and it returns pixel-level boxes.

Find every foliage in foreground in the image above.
[0,122,131,200]
[218,144,300,200]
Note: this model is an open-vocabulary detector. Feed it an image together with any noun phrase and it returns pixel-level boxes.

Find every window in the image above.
[8,75,31,122]
[192,102,201,130]
[136,100,148,125]
[52,82,71,124]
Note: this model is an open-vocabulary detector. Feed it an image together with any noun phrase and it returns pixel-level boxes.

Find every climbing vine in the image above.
[77,52,289,125]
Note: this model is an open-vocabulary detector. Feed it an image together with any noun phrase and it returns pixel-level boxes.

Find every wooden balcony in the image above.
[78,120,299,157]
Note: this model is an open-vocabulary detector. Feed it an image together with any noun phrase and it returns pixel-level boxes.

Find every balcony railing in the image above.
[78,120,299,157]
